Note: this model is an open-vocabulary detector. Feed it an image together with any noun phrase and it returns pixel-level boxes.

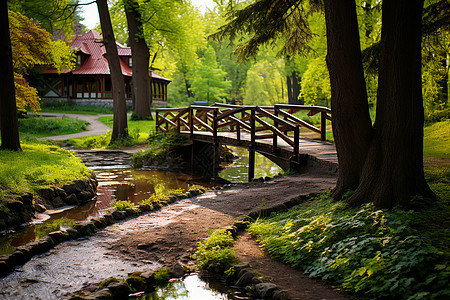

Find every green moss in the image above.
[99,277,119,289]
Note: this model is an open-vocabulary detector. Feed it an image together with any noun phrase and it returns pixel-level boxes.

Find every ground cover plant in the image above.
[247,120,450,299]
[194,229,238,273]
[248,191,450,299]
[0,143,92,203]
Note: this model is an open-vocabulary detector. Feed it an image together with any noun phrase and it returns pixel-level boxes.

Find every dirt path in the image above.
[0,168,348,299]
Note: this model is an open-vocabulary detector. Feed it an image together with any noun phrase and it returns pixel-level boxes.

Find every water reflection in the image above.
[144,274,248,300]
[219,146,283,182]
[0,170,214,255]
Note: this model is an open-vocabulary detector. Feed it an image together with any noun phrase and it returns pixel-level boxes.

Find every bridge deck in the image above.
[181,130,338,169]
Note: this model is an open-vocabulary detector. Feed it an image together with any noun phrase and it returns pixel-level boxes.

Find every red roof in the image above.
[42,30,170,82]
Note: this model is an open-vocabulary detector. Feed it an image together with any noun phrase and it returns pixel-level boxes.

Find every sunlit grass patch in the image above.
[0,143,92,201]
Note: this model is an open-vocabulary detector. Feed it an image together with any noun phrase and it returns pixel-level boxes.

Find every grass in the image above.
[40,104,113,115]
[0,143,92,202]
[18,116,89,139]
[423,120,450,159]
[64,116,156,149]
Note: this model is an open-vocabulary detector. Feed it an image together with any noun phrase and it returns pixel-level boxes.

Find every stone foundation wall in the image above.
[0,178,98,232]
[42,98,133,109]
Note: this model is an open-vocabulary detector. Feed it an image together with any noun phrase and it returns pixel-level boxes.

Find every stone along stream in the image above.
[0,147,282,299]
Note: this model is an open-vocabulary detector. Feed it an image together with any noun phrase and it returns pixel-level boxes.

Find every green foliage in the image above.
[248,193,450,299]
[194,229,238,273]
[19,116,88,138]
[0,143,92,202]
[300,55,330,107]
[190,46,232,104]
[112,200,136,211]
[154,268,171,286]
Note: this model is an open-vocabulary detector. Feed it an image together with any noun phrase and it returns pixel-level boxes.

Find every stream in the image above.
[0,146,282,299]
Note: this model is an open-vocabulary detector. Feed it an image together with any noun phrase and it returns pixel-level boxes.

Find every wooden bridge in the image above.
[155,103,337,180]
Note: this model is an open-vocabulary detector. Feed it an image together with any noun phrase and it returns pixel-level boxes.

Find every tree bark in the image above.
[323,0,372,200]
[97,0,128,142]
[0,2,21,151]
[125,0,152,120]
[347,0,434,208]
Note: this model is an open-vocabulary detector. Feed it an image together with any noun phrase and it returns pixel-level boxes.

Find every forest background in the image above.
[8,0,449,122]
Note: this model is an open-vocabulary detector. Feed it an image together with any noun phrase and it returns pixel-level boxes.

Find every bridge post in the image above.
[189,107,193,138]
[321,112,327,141]
[248,149,255,181]
[249,108,256,181]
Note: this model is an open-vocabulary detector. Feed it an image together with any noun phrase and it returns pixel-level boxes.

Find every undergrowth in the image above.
[194,229,238,273]
[248,192,450,299]
[131,132,188,168]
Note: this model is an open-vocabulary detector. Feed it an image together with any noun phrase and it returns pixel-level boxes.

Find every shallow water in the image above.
[144,273,250,300]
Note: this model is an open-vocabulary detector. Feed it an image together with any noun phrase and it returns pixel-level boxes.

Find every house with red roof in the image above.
[41,30,171,107]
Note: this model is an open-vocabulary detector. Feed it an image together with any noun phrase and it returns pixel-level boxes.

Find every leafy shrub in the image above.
[131,132,188,168]
[113,200,135,211]
[194,229,238,272]
[248,193,450,299]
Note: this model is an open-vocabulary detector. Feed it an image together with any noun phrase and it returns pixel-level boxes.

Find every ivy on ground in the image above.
[248,193,450,299]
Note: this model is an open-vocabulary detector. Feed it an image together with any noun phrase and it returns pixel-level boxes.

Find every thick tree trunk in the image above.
[324,0,372,199]
[348,0,434,208]
[0,3,21,151]
[125,0,152,120]
[97,0,128,142]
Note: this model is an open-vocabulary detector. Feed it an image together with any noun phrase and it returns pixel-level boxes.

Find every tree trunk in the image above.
[0,3,21,151]
[125,0,152,120]
[292,71,300,104]
[347,0,434,208]
[324,0,373,200]
[287,75,293,104]
[97,0,128,142]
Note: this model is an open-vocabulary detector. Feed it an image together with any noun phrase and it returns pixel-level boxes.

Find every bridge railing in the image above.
[155,104,331,157]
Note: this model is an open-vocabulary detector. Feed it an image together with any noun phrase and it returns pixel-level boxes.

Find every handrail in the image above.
[155,103,331,157]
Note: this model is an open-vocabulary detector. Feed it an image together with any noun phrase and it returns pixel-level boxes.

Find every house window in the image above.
[129,57,132,67]
[104,78,112,98]
[77,54,81,66]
